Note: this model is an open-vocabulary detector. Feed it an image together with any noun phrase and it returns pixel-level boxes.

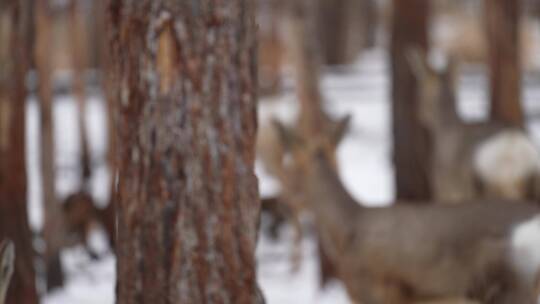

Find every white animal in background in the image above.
[474,131,540,200]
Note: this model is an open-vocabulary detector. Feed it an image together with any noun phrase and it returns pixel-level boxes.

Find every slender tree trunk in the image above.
[69,0,92,182]
[0,1,38,303]
[35,0,66,290]
[109,1,263,303]
[485,0,523,127]
[99,0,116,247]
[317,0,348,65]
[361,0,377,48]
[391,0,432,202]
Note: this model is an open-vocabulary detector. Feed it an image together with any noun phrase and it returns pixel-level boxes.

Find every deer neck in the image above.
[433,86,462,134]
[302,151,362,249]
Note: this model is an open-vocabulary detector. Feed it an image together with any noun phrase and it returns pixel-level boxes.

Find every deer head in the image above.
[273,115,351,173]
[0,240,14,304]
[406,47,459,130]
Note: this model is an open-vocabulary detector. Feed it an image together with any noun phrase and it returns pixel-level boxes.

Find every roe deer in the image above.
[0,240,14,304]
[407,49,540,203]
[274,119,540,304]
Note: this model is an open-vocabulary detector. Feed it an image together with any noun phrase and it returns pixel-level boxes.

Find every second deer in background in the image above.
[407,49,540,203]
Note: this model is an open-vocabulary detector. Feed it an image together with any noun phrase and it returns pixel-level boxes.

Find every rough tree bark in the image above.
[391,0,432,202]
[0,1,38,303]
[485,0,523,127]
[35,0,66,290]
[109,1,263,303]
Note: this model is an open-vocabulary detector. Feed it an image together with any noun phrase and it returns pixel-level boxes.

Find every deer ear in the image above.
[405,47,430,80]
[272,119,301,150]
[331,114,352,146]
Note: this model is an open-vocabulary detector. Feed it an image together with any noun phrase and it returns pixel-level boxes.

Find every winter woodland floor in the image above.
[31,48,540,303]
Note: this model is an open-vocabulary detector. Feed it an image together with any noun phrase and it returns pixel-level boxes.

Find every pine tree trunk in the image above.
[0,1,38,303]
[485,0,523,127]
[109,1,263,303]
[35,0,65,290]
[391,0,432,202]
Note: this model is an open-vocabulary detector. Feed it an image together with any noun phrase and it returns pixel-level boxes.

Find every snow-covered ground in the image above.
[32,48,540,303]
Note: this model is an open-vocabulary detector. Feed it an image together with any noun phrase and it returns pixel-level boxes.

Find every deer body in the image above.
[408,51,540,202]
[302,147,540,304]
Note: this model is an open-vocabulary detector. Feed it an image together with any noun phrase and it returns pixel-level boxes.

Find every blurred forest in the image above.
[0,0,540,303]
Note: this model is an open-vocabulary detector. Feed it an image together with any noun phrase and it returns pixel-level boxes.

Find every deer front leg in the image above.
[289,209,302,272]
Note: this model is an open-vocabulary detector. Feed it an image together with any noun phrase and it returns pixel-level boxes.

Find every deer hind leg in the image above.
[415,298,481,304]
[289,210,303,272]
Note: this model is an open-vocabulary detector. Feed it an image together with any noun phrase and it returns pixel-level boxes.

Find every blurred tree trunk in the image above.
[35,0,66,290]
[0,1,38,303]
[360,0,377,49]
[99,0,116,247]
[485,0,523,127]
[69,0,92,183]
[317,0,348,65]
[109,1,263,303]
[391,0,432,202]
[257,0,284,96]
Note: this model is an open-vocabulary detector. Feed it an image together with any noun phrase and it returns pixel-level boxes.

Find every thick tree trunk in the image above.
[109,1,262,303]
[391,0,432,202]
[485,0,523,127]
[0,2,38,303]
[35,0,66,290]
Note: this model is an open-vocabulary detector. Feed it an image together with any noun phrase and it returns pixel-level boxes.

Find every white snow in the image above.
[511,215,540,285]
[30,47,540,303]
